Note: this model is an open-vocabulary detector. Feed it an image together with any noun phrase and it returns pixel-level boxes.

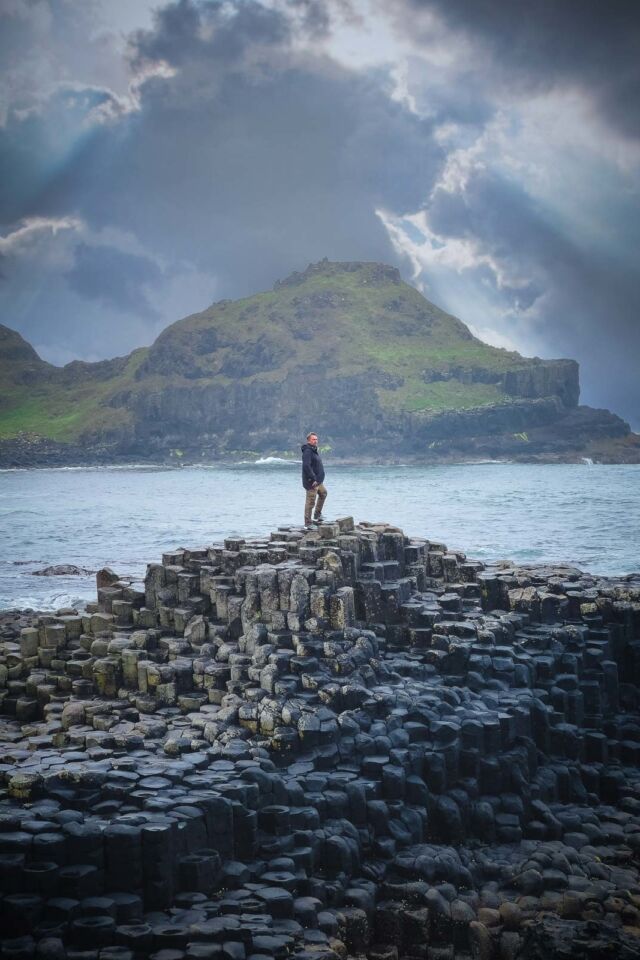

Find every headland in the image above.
[2,260,639,467]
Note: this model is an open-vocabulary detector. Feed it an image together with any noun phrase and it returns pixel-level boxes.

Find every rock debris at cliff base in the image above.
[1,519,640,960]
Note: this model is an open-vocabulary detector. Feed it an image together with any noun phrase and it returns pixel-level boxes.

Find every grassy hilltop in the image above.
[0,260,635,464]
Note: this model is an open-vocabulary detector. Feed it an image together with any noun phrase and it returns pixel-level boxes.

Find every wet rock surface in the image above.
[1,518,640,960]
[32,567,95,578]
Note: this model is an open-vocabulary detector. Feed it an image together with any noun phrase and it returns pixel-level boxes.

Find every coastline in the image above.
[2,415,640,470]
[2,449,640,471]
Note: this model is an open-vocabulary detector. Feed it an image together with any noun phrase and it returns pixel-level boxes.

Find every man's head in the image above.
[306,432,318,446]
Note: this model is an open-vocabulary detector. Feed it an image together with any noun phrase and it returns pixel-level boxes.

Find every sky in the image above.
[1,0,639,427]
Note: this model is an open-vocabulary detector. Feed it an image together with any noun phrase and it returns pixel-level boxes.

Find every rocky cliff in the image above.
[0,260,637,465]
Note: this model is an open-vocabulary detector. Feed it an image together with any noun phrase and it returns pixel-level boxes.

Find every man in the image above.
[301,431,327,528]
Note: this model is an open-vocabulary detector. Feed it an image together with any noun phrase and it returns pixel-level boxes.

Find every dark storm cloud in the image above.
[130,0,289,65]
[287,0,333,38]
[0,86,117,224]
[421,166,640,422]
[66,242,162,319]
[46,0,442,298]
[0,0,130,121]
[399,0,640,138]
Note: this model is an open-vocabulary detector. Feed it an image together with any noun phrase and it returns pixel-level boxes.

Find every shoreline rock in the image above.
[1,429,640,471]
[32,565,95,578]
[1,519,640,959]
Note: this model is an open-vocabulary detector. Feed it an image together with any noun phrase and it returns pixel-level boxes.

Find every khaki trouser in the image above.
[304,483,327,525]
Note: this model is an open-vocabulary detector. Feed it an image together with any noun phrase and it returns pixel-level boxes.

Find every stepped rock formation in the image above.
[1,260,638,465]
[2,518,640,959]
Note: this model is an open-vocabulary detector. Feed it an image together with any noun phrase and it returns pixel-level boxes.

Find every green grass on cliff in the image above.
[0,395,89,440]
[386,380,504,413]
[364,340,518,370]
[0,386,135,442]
[0,260,529,442]
[0,350,143,441]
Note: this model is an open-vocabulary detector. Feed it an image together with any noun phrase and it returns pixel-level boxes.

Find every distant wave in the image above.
[53,464,173,472]
[236,457,299,465]
[463,459,515,465]
[0,464,176,474]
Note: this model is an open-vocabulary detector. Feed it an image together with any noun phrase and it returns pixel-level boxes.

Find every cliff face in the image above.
[0,260,636,465]
[422,357,580,408]
[502,359,580,405]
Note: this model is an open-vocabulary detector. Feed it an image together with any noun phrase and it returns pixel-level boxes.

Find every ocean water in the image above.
[0,461,639,611]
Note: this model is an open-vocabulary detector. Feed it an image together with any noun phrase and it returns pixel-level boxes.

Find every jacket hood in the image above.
[301,443,317,452]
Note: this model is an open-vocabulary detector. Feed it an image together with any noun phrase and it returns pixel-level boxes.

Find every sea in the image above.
[1,461,639,611]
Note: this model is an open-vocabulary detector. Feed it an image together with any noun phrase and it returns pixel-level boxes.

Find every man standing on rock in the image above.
[301,431,327,528]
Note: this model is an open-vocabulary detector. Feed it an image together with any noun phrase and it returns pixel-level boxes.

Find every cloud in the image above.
[2,1,441,294]
[0,214,215,363]
[394,0,640,140]
[0,84,123,226]
[0,215,82,255]
[0,0,136,124]
[65,242,163,319]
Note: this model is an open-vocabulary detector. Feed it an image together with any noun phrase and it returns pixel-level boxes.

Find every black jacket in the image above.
[301,443,325,490]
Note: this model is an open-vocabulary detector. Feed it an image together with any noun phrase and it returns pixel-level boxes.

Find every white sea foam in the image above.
[236,457,299,465]
[0,464,176,474]
[4,591,91,612]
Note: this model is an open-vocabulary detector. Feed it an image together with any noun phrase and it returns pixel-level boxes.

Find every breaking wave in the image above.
[236,457,299,465]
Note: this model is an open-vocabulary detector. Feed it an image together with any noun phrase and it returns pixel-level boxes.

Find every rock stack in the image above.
[1,518,640,960]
